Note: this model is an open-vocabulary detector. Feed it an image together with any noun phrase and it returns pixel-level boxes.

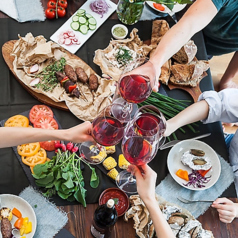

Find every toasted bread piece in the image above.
[151,20,170,46]
[159,59,171,85]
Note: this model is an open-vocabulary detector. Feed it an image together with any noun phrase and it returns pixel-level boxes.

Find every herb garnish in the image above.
[32,150,99,207]
[113,198,119,205]
[35,57,66,92]
[115,47,133,66]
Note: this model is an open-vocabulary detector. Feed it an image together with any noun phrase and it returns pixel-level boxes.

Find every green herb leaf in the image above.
[64,177,74,189]
[113,198,119,205]
[90,168,100,188]
[74,187,87,207]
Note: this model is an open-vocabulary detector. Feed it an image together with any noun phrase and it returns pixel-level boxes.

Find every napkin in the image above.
[0,0,45,22]
[155,154,234,218]
[19,186,68,238]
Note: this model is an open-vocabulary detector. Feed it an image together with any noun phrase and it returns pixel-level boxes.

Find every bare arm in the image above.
[164,100,209,136]
[0,121,94,148]
[131,165,175,238]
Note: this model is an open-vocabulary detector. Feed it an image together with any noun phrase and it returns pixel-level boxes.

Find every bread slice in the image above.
[151,20,170,46]
[159,60,171,85]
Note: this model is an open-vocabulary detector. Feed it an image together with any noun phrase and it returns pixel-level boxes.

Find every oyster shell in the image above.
[190,149,205,157]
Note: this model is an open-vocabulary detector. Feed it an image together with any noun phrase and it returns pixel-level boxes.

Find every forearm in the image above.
[144,198,175,238]
[165,100,209,136]
[0,127,68,148]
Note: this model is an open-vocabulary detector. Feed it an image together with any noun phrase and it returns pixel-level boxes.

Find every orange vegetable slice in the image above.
[12,207,22,218]
[176,169,189,181]
[21,148,47,167]
[17,142,40,157]
[4,115,29,127]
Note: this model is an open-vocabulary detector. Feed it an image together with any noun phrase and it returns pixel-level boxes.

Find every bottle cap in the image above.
[107,199,115,208]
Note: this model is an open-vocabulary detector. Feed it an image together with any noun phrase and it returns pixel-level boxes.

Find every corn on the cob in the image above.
[105,146,116,154]
[118,154,130,169]
[103,156,117,170]
[107,168,119,180]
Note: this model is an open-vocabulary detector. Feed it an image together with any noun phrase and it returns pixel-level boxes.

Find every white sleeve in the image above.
[198,89,238,123]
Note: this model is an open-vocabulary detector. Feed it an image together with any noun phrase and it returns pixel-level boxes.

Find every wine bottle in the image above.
[91,199,118,238]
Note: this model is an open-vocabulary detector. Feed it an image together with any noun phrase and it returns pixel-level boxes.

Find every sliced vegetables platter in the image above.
[50,0,117,53]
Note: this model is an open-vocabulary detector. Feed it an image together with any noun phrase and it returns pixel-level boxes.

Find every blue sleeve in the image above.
[211,0,229,10]
[198,88,238,123]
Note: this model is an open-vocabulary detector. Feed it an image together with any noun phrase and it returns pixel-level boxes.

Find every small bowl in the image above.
[99,187,129,216]
[111,24,128,40]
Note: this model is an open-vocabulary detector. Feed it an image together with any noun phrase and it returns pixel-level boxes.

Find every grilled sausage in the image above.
[1,218,12,238]
[89,74,99,91]
[64,64,77,83]
[75,67,88,84]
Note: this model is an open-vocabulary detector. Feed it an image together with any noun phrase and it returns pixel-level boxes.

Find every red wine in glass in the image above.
[119,74,152,103]
[135,113,160,136]
[122,137,152,166]
[92,116,124,146]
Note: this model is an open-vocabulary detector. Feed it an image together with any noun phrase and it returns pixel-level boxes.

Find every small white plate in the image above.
[167,139,221,191]
[50,0,117,54]
[146,1,187,14]
[0,194,37,238]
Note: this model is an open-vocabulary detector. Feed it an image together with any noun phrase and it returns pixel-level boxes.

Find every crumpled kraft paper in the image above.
[11,33,114,121]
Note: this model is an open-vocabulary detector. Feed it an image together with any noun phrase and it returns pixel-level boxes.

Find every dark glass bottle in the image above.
[91,199,118,238]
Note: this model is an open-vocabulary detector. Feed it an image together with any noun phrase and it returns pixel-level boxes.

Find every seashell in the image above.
[192,158,207,165]
[190,149,205,157]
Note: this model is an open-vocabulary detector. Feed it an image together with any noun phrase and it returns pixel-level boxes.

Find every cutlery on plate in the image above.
[159,133,211,150]
[177,196,214,204]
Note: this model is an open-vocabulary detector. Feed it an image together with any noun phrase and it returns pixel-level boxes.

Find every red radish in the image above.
[64,38,72,45]
[30,64,39,73]
[29,78,40,87]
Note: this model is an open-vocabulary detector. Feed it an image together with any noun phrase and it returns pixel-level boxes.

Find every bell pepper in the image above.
[198,167,211,177]
[12,207,22,218]
[176,169,189,181]
[14,217,24,229]
[68,84,77,93]
[60,76,69,87]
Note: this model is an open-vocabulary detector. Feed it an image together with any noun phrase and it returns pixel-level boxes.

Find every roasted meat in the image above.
[89,74,99,91]
[75,67,88,83]
[1,218,12,238]
[64,64,77,83]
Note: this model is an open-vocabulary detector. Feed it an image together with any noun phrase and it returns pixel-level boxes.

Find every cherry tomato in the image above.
[33,115,58,130]
[45,8,56,19]
[57,6,66,18]
[47,1,56,8]
[153,3,165,11]
[29,105,53,124]
[58,0,68,9]
[40,140,60,151]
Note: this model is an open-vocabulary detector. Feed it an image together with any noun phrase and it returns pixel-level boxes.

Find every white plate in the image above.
[0,194,37,238]
[50,0,117,54]
[146,1,186,14]
[167,139,221,191]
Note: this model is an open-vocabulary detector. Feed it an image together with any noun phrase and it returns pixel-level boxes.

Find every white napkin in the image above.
[0,0,45,22]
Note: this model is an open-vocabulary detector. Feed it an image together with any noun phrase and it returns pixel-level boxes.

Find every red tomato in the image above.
[29,105,53,124]
[58,0,68,9]
[47,1,56,8]
[45,8,56,19]
[40,140,60,151]
[33,115,58,130]
[153,3,165,11]
[57,6,66,18]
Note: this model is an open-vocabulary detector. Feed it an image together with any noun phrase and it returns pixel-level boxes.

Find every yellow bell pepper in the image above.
[25,222,32,234]
[20,217,32,235]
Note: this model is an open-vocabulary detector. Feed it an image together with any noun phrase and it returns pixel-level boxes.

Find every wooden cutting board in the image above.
[2,40,70,111]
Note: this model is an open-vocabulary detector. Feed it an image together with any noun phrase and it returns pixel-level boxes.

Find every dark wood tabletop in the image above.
[0,1,237,237]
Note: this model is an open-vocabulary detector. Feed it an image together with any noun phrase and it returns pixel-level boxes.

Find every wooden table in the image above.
[0,1,238,237]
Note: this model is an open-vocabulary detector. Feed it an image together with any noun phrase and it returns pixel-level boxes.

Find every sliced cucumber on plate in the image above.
[71,9,97,35]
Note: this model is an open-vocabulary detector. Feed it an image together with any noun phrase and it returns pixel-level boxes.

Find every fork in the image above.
[177,196,214,204]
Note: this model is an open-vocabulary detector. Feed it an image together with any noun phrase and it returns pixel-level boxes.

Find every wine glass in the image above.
[134,105,167,147]
[80,103,131,165]
[112,57,156,121]
[115,114,160,193]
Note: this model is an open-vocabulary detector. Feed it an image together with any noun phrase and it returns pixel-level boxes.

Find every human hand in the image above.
[212,198,238,223]
[65,121,94,143]
[128,164,157,203]
[123,61,160,92]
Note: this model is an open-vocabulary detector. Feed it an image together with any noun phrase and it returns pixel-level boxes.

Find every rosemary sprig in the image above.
[115,47,133,66]
[35,57,66,92]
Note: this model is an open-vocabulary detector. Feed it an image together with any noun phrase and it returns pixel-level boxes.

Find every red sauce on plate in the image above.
[99,188,129,216]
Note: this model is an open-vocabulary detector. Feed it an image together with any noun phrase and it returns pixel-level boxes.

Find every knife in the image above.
[159,133,211,150]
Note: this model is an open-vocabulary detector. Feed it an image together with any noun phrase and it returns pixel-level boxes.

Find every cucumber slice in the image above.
[78,16,87,24]
[88,17,97,25]
[89,24,97,30]
[77,9,85,15]
[79,25,88,34]
[71,21,80,31]
[85,13,93,19]
[72,15,79,22]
